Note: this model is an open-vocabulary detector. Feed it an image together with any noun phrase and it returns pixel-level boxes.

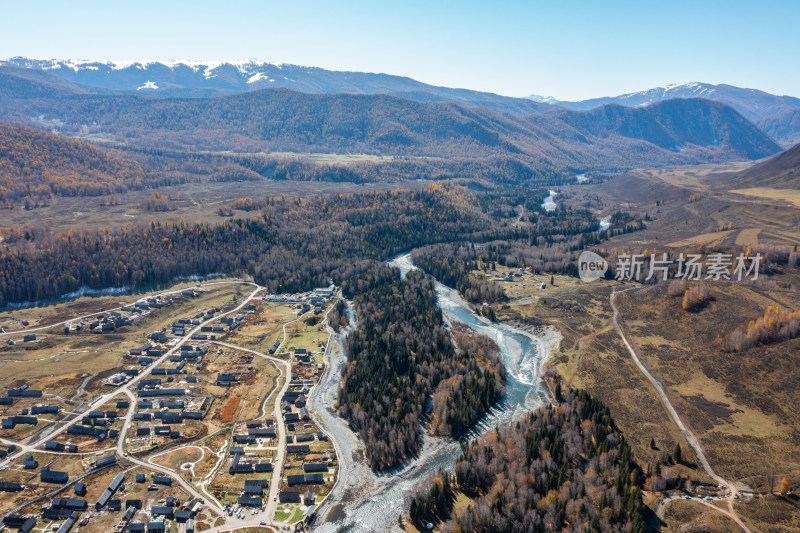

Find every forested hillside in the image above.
[412,197,646,284]
[0,182,649,307]
[409,389,647,533]
[429,322,505,436]
[0,67,782,179]
[338,267,504,469]
[0,188,493,306]
[0,121,166,206]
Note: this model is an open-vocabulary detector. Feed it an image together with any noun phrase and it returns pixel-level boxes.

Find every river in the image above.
[310,254,561,532]
[541,189,557,212]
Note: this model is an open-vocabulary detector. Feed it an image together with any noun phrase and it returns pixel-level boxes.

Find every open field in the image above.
[223,301,296,354]
[281,313,328,355]
[0,179,422,233]
[615,282,800,489]
[662,499,740,533]
[734,494,800,533]
[496,274,703,475]
[735,228,761,246]
[666,229,735,248]
[730,187,800,208]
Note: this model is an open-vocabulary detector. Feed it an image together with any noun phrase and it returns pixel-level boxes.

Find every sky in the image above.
[2,0,799,100]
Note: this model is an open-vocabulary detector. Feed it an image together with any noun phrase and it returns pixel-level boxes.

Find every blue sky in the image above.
[2,0,798,100]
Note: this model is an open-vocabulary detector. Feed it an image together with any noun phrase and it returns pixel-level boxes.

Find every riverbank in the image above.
[310,255,562,532]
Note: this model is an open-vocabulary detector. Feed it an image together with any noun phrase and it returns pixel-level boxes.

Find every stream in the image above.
[310,254,561,532]
[541,189,557,212]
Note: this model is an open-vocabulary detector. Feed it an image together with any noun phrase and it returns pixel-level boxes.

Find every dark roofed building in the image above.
[0,481,23,492]
[174,509,192,522]
[286,474,306,486]
[95,454,116,468]
[41,468,69,484]
[151,506,173,518]
[254,462,273,473]
[237,497,262,507]
[3,516,37,533]
[286,444,310,454]
[126,499,142,509]
[279,491,301,503]
[96,472,125,509]
[147,521,165,533]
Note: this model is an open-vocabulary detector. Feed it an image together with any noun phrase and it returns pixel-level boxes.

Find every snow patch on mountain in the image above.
[247,72,271,84]
[527,94,560,104]
[136,80,158,90]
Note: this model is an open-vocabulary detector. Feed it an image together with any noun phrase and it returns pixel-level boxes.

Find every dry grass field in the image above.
[730,187,800,208]
[223,301,296,354]
[0,178,421,233]
[282,314,328,355]
[496,274,702,475]
[615,282,800,490]
[666,229,735,248]
[734,495,800,533]
[662,499,740,533]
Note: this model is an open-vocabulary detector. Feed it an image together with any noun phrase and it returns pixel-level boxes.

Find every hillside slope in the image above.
[0,68,782,178]
[0,121,157,204]
[730,142,800,188]
[548,98,782,159]
[533,82,800,147]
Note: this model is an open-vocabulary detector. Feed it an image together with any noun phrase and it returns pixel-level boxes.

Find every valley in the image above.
[0,17,799,532]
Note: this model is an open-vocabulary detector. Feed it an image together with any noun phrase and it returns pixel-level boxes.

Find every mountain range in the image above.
[530,82,800,147]
[0,65,781,172]
[0,59,790,184]
[4,59,797,149]
[0,57,550,116]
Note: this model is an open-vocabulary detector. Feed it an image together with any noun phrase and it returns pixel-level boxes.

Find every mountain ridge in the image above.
[0,57,554,116]
[729,141,800,188]
[530,82,800,147]
[0,65,781,181]
[5,58,794,148]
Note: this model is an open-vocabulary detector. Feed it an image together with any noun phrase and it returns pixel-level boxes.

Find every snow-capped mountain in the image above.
[0,57,552,115]
[529,82,800,147]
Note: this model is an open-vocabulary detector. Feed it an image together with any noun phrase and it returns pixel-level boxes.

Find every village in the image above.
[0,280,339,533]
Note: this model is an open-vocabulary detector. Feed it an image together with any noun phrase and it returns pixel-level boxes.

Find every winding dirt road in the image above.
[610,286,750,533]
